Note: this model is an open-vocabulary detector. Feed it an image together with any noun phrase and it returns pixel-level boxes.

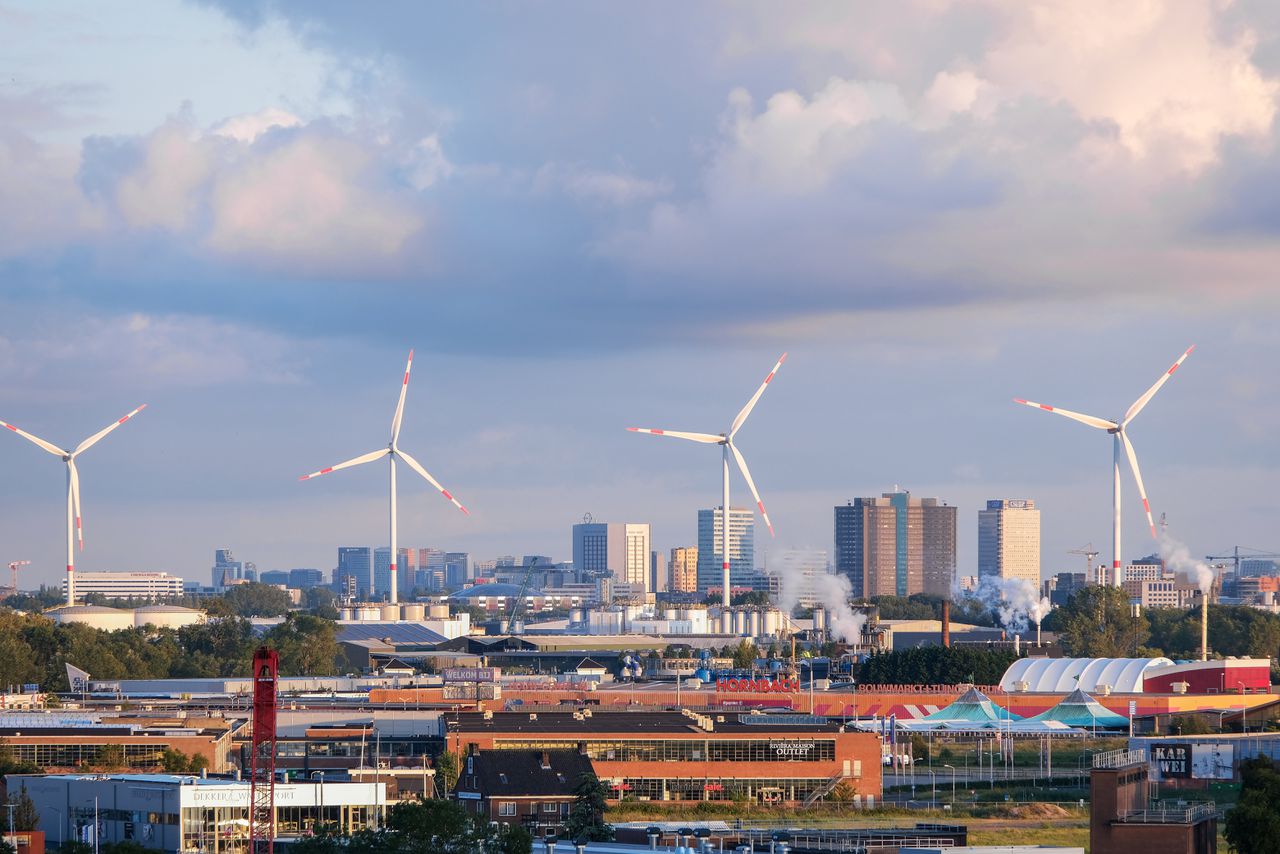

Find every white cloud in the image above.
[213,107,303,143]
[534,162,670,205]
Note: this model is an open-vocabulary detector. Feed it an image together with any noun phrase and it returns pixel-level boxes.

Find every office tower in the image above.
[650,550,667,594]
[288,568,325,589]
[64,571,186,601]
[374,547,411,599]
[697,507,754,596]
[834,492,956,598]
[242,563,257,583]
[572,522,609,574]
[415,547,446,590]
[212,548,244,589]
[444,552,470,588]
[977,499,1041,586]
[337,547,374,598]
[571,521,652,590]
[669,547,698,593]
[259,570,289,586]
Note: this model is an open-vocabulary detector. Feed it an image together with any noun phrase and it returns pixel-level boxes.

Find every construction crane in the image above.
[1067,544,1101,584]
[249,646,279,854]
[1204,546,1280,585]
[505,557,538,635]
[6,561,29,595]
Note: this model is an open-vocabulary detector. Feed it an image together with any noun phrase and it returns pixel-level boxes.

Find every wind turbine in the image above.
[299,350,468,604]
[629,353,786,609]
[0,404,147,606]
[1014,345,1194,587]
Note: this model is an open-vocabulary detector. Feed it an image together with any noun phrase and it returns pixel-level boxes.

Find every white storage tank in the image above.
[401,603,425,621]
[735,609,748,636]
[428,602,451,619]
[133,605,205,629]
[51,605,135,631]
[813,606,827,635]
[763,609,780,638]
[569,607,585,624]
[355,606,382,621]
[380,605,401,621]
[748,610,761,638]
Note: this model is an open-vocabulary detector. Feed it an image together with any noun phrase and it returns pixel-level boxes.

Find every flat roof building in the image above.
[60,572,186,602]
[453,710,881,805]
[978,499,1040,586]
[835,493,956,598]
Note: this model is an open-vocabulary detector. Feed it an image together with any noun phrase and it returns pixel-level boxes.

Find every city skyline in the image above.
[3,3,1279,587]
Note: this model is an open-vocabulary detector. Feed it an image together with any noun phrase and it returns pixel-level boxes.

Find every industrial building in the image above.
[0,713,239,773]
[57,571,186,601]
[21,773,386,852]
[452,710,882,805]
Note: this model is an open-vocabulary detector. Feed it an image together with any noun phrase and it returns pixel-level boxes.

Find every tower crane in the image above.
[1204,546,1280,587]
[1067,544,1101,584]
[505,557,538,635]
[7,561,29,595]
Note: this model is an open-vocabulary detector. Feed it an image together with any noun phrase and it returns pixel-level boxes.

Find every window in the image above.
[498,803,516,816]
[543,802,558,813]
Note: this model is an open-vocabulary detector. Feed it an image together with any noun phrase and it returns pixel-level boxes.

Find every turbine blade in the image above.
[1123,344,1195,426]
[74,404,148,456]
[1120,431,1157,538]
[390,349,414,444]
[397,448,469,515]
[626,428,722,444]
[729,442,774,537]
[730,352,787,438]
[68,459,84,551]
[1012,398,1115,431]
[0,419,66,457]
[298,448,388,481]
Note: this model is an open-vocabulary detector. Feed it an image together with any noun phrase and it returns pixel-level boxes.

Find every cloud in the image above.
[534,162,670,206]
[79,110,429,275]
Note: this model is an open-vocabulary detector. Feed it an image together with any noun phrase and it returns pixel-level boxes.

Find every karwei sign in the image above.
[1152,743,1191,778]
[716,677,798,693]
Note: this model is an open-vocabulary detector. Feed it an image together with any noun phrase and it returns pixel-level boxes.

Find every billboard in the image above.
[443,667,499,683]
[1151,743,1191,778]
[1191,743,1234,780]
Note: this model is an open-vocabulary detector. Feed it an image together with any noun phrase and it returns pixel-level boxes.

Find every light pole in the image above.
[1238,682,1247,733]
[942,765,956,804]
[923,767,936,808]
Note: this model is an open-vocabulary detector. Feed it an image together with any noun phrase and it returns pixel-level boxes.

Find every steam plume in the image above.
[770,549,866,643]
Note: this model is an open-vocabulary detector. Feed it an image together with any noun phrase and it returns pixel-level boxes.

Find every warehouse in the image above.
[451,709,881,804]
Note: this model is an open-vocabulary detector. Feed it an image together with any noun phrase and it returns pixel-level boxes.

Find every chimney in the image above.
[1201,591,1209,662]
[941,600,951,648]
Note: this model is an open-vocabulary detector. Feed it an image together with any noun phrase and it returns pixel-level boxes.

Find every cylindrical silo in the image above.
[748,609,761,638]
[428,602,451,619]
[401,603,425,621]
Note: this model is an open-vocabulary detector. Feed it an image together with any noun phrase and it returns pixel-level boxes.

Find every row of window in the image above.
[492,738,837,763]
[605,776,834,801]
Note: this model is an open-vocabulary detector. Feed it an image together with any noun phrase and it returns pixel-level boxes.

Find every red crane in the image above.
[249,647,279,854]
[7,561,29,595]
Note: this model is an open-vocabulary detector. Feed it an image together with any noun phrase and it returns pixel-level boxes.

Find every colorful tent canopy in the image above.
[1024,688,1130,728]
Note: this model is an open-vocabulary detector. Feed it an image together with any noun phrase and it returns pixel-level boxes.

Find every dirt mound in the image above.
[1006,803,1072,819]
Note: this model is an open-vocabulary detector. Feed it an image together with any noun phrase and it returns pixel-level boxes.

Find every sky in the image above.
[2,0,1280,590]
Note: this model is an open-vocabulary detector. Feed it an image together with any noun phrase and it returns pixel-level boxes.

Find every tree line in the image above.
[0,609,341,690]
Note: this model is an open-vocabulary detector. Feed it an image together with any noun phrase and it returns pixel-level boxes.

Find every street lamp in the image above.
[922,766,937,808]
[942,765,956,804]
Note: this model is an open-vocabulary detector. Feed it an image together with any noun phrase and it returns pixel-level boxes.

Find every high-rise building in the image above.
[650,550,667,594]
[337,547,373,598]
[211,549,243,589]
[64,571,187,601]
[444,552,470,588]
[572,522,609,574]
[697,507,754,596]
[259,570,290,586]
[760,549,831,607]
[977,499,1041,586]
[415,548,446,591]
[572,521,652,591]
[834,493,956,598]
[374,547,411,599]
[669,547,698,593]
[288,568,325,589]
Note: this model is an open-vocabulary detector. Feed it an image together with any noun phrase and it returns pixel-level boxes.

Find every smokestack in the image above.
[1014,634,1021,655]
[1201,591,1209,662]
[941,600,951,648]
[1036,621,1042,648]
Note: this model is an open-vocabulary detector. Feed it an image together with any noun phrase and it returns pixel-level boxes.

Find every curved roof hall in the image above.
[999,657,1173,694]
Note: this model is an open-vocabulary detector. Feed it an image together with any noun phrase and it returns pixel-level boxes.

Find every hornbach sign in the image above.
[715,677,799,693]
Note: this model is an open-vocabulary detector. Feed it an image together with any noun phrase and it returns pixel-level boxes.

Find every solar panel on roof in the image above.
[738,714,828,726]
[336,624,447,644]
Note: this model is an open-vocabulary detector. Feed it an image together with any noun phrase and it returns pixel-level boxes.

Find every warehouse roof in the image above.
[1000,657,1173,694]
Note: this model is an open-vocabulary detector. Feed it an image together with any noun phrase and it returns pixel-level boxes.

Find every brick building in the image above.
[453,749,592,838]
[450,710,881,804]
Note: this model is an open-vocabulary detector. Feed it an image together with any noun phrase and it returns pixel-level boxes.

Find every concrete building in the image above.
[649,550,667,594]
[60,571,185,601]
[697,507,754,596]
[571,521,652,591]
[834,493,956,598]
[669,547,698,593]
[374,547,410,599]
[211,548,244,589]
[444,552,470,588]
[978,499,1041,586]
[288,568,324,589]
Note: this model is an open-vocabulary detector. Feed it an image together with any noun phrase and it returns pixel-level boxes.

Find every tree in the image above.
[263,613,340,676]
[565,773,613,842]
[9,784,38,832]
[435,751,461,795]
[1168,715,1213,736]
[1054,585,1148,657]
[828,780,857,803]
[218,582,294,617]
[1225,756,1280,854]
[93,744,126,770]
[857,646,1019,686]
[731,640,758,670]
[493,823,533,854]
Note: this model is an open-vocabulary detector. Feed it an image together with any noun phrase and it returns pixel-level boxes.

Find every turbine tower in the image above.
[629,353,786,608]
[1014,345,1194,586]
[299,350,468,604]
[0,404,147,606]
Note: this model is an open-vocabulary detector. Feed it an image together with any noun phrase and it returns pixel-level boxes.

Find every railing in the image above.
[801,771,847,807]
[1093,748,1146,769]
[1118,802,1218,824]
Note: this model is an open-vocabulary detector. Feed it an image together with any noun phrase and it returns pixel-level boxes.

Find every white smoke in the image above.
[956,576,1050,635]
[1158,532,1215,594]
[769,549,866,643]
